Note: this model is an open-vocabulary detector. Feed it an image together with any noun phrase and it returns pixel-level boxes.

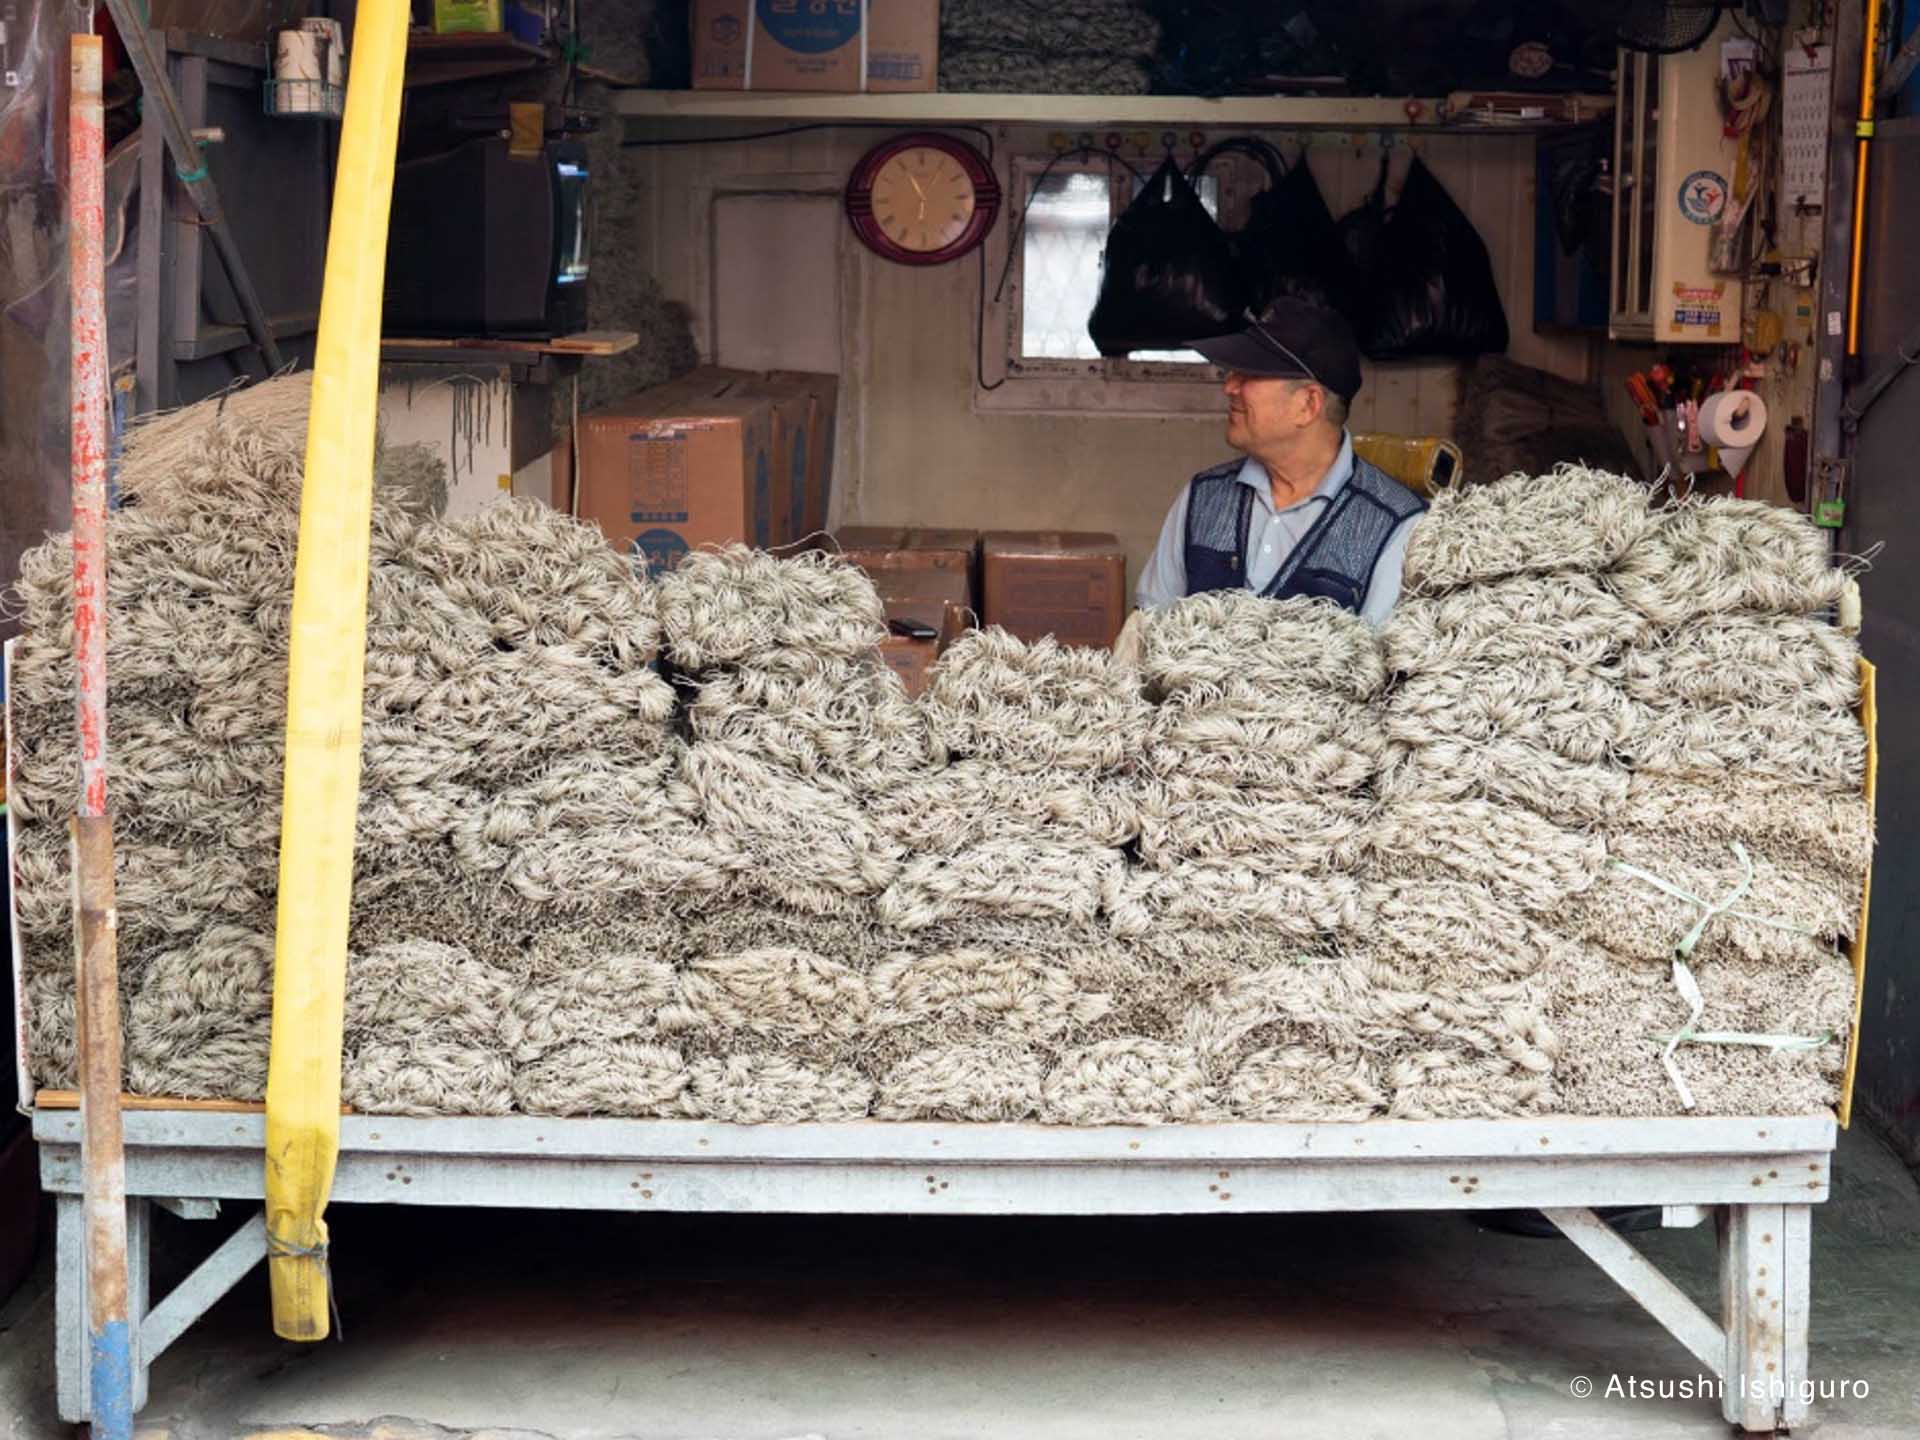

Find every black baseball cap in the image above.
[1189,298,1364,404]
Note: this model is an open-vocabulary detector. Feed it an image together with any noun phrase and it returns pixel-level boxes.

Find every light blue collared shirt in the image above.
[1134,432,1419,626]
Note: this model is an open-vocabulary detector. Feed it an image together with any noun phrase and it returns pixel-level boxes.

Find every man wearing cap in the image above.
[1135,299,1426,624]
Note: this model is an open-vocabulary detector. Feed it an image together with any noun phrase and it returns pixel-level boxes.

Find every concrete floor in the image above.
[2,1125,1918,1440]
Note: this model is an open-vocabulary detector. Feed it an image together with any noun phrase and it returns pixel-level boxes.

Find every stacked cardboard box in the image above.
[692,0,938,93]
[575,367,837,570]
[981,532,1128,649]
[836,526,979,695]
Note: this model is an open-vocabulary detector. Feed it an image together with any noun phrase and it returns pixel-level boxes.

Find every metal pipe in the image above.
[264,0,410,1343]
[1847,0,1885,357]
[68,32,134,1440]
[98,0,285,372]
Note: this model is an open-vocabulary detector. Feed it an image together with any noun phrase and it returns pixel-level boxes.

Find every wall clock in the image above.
[845,132,1001,267]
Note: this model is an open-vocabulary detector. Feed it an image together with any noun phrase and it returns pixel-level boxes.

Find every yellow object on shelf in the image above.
[263,0,410,1344]
[433,0,504,34]
[1352,433,1464,498]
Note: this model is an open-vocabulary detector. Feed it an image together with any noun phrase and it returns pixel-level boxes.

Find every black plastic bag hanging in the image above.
[1087,156,1248,357]
[1189,138,1361,318]
[1350,154,1510,359]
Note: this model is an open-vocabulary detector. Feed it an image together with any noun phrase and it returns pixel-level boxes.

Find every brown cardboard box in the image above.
[697,367,808,547]
[878,601,970,697]
[692,0,937,93]
[730,369,839,544]
[836,525,977,627]
[980,532,1128,649]
[575,370,776,571]
[767,370,840,535]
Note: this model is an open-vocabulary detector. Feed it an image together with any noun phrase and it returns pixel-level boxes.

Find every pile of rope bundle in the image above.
[1377,470,1870,1116]
[8,390,1870,1124]
[938,0,1159,94]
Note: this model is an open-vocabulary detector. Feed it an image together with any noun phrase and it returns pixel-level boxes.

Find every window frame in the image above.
[973,148,1258,416]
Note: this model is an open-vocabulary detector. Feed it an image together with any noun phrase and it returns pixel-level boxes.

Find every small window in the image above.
[1009,157,1229,374]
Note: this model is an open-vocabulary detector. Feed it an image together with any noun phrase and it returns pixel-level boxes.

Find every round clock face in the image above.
[871,147,978,255]
[847,133,1001,267]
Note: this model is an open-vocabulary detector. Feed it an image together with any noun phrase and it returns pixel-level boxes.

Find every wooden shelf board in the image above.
[381,329,637,358]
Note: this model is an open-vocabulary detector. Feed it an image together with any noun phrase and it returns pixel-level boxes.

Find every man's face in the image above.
[1224,371,1311,453]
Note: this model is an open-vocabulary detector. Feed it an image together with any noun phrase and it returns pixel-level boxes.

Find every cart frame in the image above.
[35,1105,1833,1433]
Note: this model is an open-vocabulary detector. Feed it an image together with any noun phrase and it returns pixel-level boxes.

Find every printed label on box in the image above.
[758,0,860,53]
[629,433,690,523]
[631,528,691,573]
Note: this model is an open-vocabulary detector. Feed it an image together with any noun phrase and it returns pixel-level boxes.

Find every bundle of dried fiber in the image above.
[868,947,1116,1036]
[867,761,1142,853]
[1619,613,1860,710]
[1178,962,1363,1068]
[1374,738,1629,828]
[1141,590,1388,703]
[1615,772,1874,878]
[873,1045,1046,1122]
[1383,572,1651,674]
[1362,800,1606,914]
[678,1055,874,1123]
[939,52,1153,94]
[1039,1039,1213,1125]
[877,842,1124,930]
[1141,701,1386,790]
[941,0,1160,52]
[123,926,275,1101]
[679,742,901,912]
[400,496,665,659]
[1225,1047,1387,1121]
[686,655,940,791]
[1380,1042,1555,1119]
[1104,860,1370,940]
[1400,465,1653,597]
[1545,944,1853,1116]
[449,751,739,911]
[655,544,886,669]
[342,940,520,1116]
[1382,658,1638,766]
[661,948,874,1043]
[511,1040,690,1117]
[502,929,680,1062]
[1363,879,1577,982]
[1568,832,1860,967]
[922,627,1150,773]
[1135,784,1371,872]
[1624,700,1868,791]
[1608,498,1851,624]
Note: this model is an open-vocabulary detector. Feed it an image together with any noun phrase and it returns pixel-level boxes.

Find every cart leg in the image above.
[55,1195,150,1423]
[1719,1203,1812,1433]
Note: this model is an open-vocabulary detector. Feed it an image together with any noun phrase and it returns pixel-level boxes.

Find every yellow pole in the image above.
[263,0,409,1341]
[1847,0,1884,357]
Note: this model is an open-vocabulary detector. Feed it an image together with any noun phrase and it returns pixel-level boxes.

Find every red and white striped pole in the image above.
[68,31,134,1440]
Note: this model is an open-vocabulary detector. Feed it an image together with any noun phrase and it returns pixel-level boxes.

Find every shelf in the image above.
[405,29,555,89]
[615,90,1614,131]
[380,331,638,369]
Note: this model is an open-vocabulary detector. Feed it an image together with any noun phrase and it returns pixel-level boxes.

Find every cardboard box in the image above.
[691,0,937,93]
[766,370,840,536]
[980,532,1128,649]
[836,525,977,627]
[726,369,839,544]
[575,370,776,572]
[878,601,969,698]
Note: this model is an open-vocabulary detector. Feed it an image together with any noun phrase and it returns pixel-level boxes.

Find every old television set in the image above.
[384,136,590,339]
